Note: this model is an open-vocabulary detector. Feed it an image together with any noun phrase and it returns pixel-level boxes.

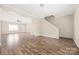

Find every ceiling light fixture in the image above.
[40,4,44,7]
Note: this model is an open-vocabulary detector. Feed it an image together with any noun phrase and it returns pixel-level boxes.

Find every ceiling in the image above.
[1,4,79,18]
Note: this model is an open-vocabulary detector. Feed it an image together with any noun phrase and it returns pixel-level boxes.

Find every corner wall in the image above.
[46,15,73,38]
[74,8,79,48]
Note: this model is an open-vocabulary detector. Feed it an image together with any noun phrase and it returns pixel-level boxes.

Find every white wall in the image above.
[0,21,1,34]
[40,19,59,39]
[32,19,40,36]
[1,21,8,34]
[74,8,79,48]
[26,19,40,36]
[46,15,73,38]
[0,22,1,44]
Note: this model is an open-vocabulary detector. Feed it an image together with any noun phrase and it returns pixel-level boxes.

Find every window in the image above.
[9,24,18,31]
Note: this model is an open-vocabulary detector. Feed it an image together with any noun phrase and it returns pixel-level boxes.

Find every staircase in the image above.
[40,16,59,39]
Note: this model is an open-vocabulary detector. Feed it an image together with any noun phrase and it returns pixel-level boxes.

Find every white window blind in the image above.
[9,24,18,31]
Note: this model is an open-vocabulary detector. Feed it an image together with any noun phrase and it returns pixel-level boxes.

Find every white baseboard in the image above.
[73,39,79,48]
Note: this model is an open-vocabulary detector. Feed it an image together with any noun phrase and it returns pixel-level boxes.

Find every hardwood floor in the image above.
[0,33,79,55]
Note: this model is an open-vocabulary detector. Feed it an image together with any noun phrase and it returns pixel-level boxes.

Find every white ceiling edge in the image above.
[0,4,79,19]
[8,4,79,18]
[0,5,40,20]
